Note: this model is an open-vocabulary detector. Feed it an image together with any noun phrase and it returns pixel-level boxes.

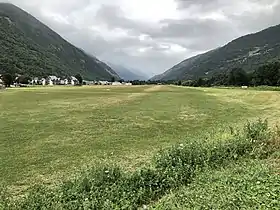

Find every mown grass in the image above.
[1,86,280,209]
[1,119,279,209]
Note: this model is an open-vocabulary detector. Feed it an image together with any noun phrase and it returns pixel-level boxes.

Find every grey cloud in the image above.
[175,0,276,11]
[93,4,238,51]
[94,5,159,36]
[2,0,280,75]
[152,18,238,41]
[230,2,280,33]
[175,0,227,11]
[74,0,280,74]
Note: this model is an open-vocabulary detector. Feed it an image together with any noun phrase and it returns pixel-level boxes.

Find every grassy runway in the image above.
[1,85,280,191]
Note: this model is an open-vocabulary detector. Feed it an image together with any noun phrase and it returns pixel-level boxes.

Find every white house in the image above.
[49,80,54,86]
[0,77,4,88]
[31,77,39,85]
[42,78,47,86]
[124,82,132,86]
[60,79,66,85]
[71,76,79,86]
[48,76,59,86]
[99,81,110,85]
[83,80,95,85]
[112,82,122,86]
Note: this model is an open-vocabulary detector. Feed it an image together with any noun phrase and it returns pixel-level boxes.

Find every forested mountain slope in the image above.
[0,3,119,80]
[151,24,280,81]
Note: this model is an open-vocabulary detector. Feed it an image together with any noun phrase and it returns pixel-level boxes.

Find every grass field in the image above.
[1,85,280,208]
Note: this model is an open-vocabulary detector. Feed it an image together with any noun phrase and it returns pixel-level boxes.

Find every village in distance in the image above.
[0,74,133,88]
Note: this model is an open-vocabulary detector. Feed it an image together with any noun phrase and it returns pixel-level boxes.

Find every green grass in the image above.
[1,119,279,209]
[1,86,280,187]
[1,85,280,208]
[154,158,280,209]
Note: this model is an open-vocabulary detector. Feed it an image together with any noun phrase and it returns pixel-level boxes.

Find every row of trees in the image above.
[174,62,280,87]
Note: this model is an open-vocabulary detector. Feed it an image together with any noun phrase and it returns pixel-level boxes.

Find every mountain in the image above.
[107,62,148,81]
[0,3,119,80]
[151,24,280,81]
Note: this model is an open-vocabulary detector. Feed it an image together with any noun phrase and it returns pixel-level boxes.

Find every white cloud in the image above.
[169,44,187,53]
[121,0,180,22]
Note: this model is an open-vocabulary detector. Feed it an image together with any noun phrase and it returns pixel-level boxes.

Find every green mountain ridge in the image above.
[0,3,120,80]
[151,24,280,81]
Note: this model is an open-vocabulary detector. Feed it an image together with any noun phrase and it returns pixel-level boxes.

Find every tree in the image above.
[18,75,31,84]
[111,77,116,82]
[228,68,249,86]
[252,62,280,86]
[2,73,13,87]
[75,74,83,85]
[195,78,204,87]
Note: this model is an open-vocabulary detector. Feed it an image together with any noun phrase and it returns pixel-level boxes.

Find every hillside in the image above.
[0,3,119,80]
[107,62,148,81]
[152,24,280,81]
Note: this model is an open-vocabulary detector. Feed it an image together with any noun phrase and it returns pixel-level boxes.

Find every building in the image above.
[48,76,59,86]
[99,81,110,85]
[31,77,39,85]
[71,76,79,86]
[0,77,4,88]
[60,79,66,85]
[64,79,69,85]
[42,78,47,86]
[83,80,96,85]
[124,82,132,86]
[112,82,122,86]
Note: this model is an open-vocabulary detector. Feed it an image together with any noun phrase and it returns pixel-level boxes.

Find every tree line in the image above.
[128,62,280,87]
[173,62,280,87]
[2,62,280,88]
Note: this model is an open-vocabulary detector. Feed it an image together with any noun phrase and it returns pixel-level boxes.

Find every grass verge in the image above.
[1,119,279,209]
[154,158,280,209]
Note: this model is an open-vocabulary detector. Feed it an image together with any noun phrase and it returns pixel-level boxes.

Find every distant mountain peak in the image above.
[106,62,148,81]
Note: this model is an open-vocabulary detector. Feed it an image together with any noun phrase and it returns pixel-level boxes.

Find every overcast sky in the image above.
[2,0,280,76]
